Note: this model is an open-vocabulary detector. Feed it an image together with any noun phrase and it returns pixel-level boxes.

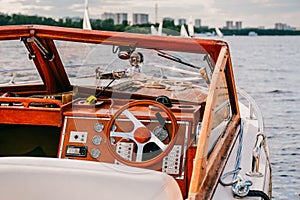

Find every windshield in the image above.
[56,39,213,103]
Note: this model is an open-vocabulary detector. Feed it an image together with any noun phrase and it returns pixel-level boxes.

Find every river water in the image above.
[225,36,300,199]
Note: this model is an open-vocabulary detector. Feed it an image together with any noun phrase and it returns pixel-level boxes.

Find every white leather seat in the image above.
[0,157,183,200]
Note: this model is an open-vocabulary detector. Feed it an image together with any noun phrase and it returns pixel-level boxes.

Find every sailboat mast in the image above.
[83,0,92,30]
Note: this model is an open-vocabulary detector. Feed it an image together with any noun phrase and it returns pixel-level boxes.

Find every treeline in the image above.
[1,13,299,36]
[221,28,300,36]
[0,13,211,35]
[0,13,113,29]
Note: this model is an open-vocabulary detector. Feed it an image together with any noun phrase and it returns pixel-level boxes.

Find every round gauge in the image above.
[155,95,172,107]
[92,135,102,145]
[153,125,169,141]
[94,122,104,132]
[90,148,101,159]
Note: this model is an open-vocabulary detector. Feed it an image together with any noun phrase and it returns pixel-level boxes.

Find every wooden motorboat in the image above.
[0,25,271,200]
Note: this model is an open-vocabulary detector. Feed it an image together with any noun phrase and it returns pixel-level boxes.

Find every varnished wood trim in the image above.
[188,46,230,198]
[0,25,227,56]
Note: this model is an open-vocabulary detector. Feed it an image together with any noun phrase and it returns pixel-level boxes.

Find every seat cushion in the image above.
[0,157,183,200]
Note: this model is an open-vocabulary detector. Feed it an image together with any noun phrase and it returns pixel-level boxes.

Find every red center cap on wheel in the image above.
[134,127,151,143]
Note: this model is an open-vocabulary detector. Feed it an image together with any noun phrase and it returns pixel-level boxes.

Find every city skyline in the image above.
[0,0,299,29]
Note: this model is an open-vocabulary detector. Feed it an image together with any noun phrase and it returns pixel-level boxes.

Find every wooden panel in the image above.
[0,97,63,126]
[0,108,61,126]
[59,117,115,163]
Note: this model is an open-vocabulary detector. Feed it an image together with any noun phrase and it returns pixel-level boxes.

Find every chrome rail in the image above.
[237,88,270,177]
[237,88,264,132]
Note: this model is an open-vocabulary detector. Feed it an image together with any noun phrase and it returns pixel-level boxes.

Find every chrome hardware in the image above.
[26,36,54,61]
[237,88,271,179]
[113,44,137,60]
[21,37,36,59]
[246,132,265,177]
[237,88,264,132]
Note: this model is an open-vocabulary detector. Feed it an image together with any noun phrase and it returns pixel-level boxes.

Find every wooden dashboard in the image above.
[58,99,201,176]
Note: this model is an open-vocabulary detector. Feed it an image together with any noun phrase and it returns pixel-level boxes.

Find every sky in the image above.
[0,0,299,29]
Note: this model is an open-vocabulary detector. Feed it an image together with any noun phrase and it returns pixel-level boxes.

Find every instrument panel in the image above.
[58,101,201,178]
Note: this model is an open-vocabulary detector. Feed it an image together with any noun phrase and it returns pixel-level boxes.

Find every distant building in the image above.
[178,18,186,26]
[114,13,128,25]
[132,13,149,25]
[235,21,242,30]
[101,12,114,20]
[225,21,234,29]
[275,23,291,30]
[225,21,242,30]
[195,19,201,28]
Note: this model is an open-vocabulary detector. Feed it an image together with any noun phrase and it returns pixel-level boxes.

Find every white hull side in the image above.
[213,102,271,199]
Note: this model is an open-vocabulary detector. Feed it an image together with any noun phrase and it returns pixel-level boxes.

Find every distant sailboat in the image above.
[151,25,158,35]
[215,27,224,38]
[187,16,194,37]
[83,0,92,30]
[180,24,189,37]
[158,21,163,36]
[150,21,163,36]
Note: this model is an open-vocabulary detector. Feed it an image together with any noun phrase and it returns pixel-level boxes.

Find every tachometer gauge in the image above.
[153,125,169,141]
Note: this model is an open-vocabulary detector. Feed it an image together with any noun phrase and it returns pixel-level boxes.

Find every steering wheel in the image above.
[105,100,178,167]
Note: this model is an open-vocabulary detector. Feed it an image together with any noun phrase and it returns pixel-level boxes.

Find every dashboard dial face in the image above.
[92,135,102,145]
[153,125,169,141]
[94,122,104,132]
[90,148,101,159]
[155,95,172,107]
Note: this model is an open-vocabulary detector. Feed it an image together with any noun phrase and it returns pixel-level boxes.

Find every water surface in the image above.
[226,35,300,199]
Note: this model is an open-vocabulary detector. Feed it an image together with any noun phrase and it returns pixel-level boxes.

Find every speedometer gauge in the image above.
[153,125,169,141]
